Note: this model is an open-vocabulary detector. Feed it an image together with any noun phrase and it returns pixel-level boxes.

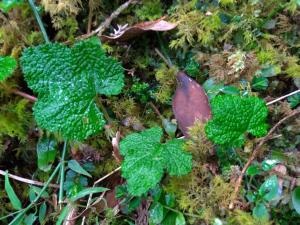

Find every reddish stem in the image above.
[11,89,37,102]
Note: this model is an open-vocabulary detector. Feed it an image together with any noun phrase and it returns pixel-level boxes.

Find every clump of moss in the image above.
[200,50,259,84]
[135,0,163,21]
[185,120,213,163]
[164,165,235,223]
[228,210,271,225]
[154,64,177,104]
[0,99,32,142]
[170,1,222,48]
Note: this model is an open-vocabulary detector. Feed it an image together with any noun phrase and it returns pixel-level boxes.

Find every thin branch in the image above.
[230,109,300,209]
[95,166,121,185]
[0,169,59,188]
[155,48,173,68]
[149,101,163,119]
[28,0,50,43]
[266,89,300,106]
[87,0,94,34]
[76,0,137,41]
[95,0,137,36]
[11,89,37,102]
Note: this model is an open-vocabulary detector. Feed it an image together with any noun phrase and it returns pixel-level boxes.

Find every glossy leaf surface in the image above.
[205,95,268,147]
[20,37,124,140]
[120,127,192,196]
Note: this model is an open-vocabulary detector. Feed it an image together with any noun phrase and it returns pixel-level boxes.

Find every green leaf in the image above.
[161,212,177,225]
[0,0,23,13]
[219,86,240,95]
[175,213,186,225]
[9,213,26,225]
[37,137,57,172]
[38,202,47,224]
[56,206,69,225]
[261,159,279,171]
[288,93,300,108]
[5,172,22,210]
[20,37,124,141]
[246,164,261,176]
[256,65,280,77]
[0,56,17,81]
[68,160,92,177]
[259,175,279,201]
[24,213,37,225]
[30,185,49,198]
[149,202,165,224]
[205,95,268,147]
[253,203,269,220]
[252,76,269,91]
[120,127,192,196]
[292,187,300,214]
[70,187,109,202]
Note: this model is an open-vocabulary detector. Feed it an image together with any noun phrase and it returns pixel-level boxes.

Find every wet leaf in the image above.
[70,187,109,202]
[68,160,92,177]
[5,172,22,210]
[100,18,177,42]
[259,175,279,201]
[37,137,57,172]
[172,72,211,137]
[253,203,269,220]
[292,187,300,214]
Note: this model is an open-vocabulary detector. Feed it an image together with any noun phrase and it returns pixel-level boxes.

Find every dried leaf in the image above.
[100,18,177,42]
[172,72,211,137]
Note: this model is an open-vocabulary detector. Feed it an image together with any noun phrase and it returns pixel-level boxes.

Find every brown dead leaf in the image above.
[100,18,177,42]
[112,131,123,163]
[172,71,211,137]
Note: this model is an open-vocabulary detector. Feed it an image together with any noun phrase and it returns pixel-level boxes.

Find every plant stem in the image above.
[28,0,50,43]
[59,141,68,206]
[96,96,113,124]
[155,48,173,68]
[11,89,37,102]
[0,169,58,188]
[266,89,300,106]
[8,163,61,225]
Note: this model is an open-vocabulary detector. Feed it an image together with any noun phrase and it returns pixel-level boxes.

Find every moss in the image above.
[185,121,213,163]
[0,99,32,142]
[135,0,163,21]
[228,210,271,225]
[170,3,222,48]
[164,165,235,223]
[154,64,178,103]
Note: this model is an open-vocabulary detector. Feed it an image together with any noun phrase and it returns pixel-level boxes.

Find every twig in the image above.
[76,0,137,41]
[155,48,173,68]
[0,169,59,188]
[28,0,50,43]
[87,0,94,34]
[95,166,121,185]
[266,89,300,106]
[11,89,37,102]
[95,0,137,36]
[230,109,300,209]
[149,101,163,119]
